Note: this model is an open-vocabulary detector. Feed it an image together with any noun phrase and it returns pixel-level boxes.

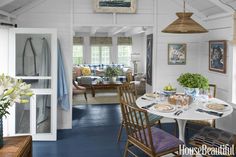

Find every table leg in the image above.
[91,86,95,97]
[176,119,187,143]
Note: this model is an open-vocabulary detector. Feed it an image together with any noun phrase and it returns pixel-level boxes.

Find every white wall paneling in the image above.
[11,0,236,134]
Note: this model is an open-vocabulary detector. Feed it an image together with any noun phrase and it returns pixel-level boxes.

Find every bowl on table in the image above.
[163,90,176,96]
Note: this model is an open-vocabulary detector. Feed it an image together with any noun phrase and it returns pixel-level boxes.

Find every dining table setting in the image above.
[136,91,233,143]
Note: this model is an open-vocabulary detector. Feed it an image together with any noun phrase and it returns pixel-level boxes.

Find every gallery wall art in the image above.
[209,40,227,73]
[168,43,186,65]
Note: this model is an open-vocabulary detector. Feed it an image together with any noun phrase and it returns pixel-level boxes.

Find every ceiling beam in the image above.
[90,27,99,36]
[12,0,46,16]
[203,12,232,21]
[207,0,234,14]
[0,10,16,19]
[125,27,146,36]
[109,26,128,36]
[172,0,206,19]
[0,0,14,7]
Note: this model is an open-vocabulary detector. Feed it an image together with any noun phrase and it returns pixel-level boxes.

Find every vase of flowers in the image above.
[105,66,121,83]
[177,73,209,98]
[0,74,33,148]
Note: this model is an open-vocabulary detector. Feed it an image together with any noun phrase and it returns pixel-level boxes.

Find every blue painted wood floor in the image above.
[33,104,192,157]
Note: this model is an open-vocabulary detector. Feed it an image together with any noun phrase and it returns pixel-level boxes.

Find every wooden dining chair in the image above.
[186,84,217,135]
[116,83,162,143]
[189,126,236,157]
[120,99,183,157]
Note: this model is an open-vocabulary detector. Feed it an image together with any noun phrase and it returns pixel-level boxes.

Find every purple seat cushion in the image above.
[137,127,184,153]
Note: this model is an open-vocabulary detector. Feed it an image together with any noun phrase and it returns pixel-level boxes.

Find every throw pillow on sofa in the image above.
[82,67,91,76]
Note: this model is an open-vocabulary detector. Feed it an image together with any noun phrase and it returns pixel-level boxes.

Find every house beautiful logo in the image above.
[179,144,235,156]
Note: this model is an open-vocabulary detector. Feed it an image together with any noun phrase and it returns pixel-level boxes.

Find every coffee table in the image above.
[91,81,122,97]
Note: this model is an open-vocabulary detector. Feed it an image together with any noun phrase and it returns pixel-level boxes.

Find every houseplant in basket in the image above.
[177,73,209,98]
[105,66,121,83]
[0,74,33,147]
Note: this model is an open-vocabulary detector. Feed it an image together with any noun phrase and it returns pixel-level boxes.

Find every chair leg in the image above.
[123,141,129,157]
[117,120,124,143]
[84,92,87,101]
[158,120,162,129]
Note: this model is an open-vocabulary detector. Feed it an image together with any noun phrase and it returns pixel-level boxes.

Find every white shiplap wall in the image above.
[199,15,236,134]
[153,0,205,92]
[12,0,236,134]
[73,0,155,26]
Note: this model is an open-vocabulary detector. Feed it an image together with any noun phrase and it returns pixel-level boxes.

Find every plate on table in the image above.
[153,103,176,113]
[145,93,159,98]
[204,103,229,112]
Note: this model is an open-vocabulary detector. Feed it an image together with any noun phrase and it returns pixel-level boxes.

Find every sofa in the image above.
[73,64,132,85]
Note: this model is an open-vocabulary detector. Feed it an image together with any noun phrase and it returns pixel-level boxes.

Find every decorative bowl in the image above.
[163,90,176,96]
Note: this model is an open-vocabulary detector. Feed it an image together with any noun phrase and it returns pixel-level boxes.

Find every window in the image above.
[118,45,132,67]
[73,45,83,64]
[91,46,110,64]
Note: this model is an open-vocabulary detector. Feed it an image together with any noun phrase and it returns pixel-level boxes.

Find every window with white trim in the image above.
[118,45,132,67]
[73,45,83,64]
[117,37,132,67]
[91,46,110,64]
[73,37,84,65]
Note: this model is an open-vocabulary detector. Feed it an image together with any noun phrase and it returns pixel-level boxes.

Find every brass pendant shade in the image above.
[162,12,208,34]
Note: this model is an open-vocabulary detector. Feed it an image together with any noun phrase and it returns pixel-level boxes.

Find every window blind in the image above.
[118,37,132,45]
[90,37,112,45]
[73,37,84,45]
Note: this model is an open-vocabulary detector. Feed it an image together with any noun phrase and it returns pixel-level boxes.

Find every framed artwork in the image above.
[168,43,187,65]
[146,34,153,86]
[209,40,227,73]
[94,0,136,13]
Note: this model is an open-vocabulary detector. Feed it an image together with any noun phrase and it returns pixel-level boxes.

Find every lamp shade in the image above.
[131,53,140,62]
[162,12,208,34]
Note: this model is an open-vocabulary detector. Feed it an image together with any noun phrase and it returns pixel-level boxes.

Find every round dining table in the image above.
[136,94,233,143]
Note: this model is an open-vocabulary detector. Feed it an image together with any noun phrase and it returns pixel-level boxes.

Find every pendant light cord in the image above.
[183,0,186,13]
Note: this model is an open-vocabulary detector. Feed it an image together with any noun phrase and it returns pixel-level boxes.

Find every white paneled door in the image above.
[7,28,57,141]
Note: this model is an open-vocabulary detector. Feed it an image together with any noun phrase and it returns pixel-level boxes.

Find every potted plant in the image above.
[0,74,33,147]
[105,66,121,82]
[177,73,209,97]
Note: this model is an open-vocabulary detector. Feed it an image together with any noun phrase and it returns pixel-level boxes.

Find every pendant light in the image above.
[162,0,208,34]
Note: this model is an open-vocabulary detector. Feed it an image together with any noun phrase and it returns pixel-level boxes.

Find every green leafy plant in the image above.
[105,66,121,77]
[0,74,33,118]
[177,73,209,89]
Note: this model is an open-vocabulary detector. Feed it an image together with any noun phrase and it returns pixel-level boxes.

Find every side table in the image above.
[0,136,32,157]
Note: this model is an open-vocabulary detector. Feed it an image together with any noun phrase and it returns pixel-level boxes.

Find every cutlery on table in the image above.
[196,108,223,117]
[141,103,155,109]
[141,97,152,101]
[174,110,183,116]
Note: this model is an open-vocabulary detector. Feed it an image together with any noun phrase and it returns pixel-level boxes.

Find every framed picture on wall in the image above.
[168,43,187,65]
[94,0,137,13]
[209,40,227,73]
[146,34,153,86]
